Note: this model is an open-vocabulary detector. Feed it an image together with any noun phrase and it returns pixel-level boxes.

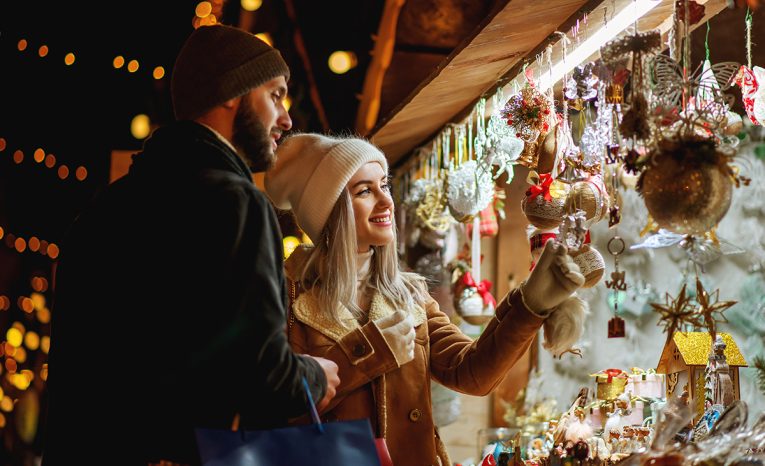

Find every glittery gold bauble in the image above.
[570,244,605,288]
[522,194,567,230]
[640,155,732,235]
[565,178,609,225]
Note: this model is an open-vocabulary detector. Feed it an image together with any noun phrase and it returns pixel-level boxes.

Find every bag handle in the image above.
[301,377,326,433]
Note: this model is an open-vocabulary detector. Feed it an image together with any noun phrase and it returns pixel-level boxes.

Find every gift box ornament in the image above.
[625,368,666,400]
[592,369,629,401]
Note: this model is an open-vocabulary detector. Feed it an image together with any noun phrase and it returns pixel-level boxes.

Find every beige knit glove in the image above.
[520,240,585,315]
[374,310,415,366]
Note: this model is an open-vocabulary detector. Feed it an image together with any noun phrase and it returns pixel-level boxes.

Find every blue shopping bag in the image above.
[195,378,383,466]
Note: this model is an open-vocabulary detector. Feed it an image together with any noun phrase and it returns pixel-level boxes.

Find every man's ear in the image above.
[221,96,240,110]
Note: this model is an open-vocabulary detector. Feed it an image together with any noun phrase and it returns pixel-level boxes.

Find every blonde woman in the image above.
[265,134,585,466]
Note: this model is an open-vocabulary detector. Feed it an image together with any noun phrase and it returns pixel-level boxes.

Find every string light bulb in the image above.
[328,51,357,74]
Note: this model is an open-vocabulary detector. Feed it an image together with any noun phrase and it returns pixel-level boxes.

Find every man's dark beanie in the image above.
[171,24,290,120]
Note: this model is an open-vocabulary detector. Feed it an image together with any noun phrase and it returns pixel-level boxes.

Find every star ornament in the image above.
[694,277,735,342]
[650,283,698,346]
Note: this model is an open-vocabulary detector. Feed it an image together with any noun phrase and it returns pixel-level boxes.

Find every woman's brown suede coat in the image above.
[287,274,544,466]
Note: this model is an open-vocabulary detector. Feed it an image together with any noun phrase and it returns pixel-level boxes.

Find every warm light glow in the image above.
[255,33,272,46]
[284,95,292,111]
[4,359,17,374]
[64,52,75,65]
[6,328,22,348]
[0,138,5,151]
[17,39,27,51]
[38,45,49,57]
[0,413,5,428]
[47,243,60,259]
[37,308,51,324]
[131,114,151,139]
[41,364,48,381]
[113,55,125,69]
[4,342,16,356]
[33,148,45,163]
[14,237,27,253]
[537,0,661,92]
[283,236,300,259]
[153,66,165,80]
[241,0,262,11]
[196,1,212,17]
[0,295,8,311]
[45,153,56,168]
[41,336,50,354]
[20,297,33,313]
[57,165,69,180]
[13,150,24,164]
[28,237,40,252]
[30,293,45,310]
[24,332,40,351]
[328,51,357,74]
[13,348,26,364]
[301,232,312,245]
[0,397,13,412]
[0,226,3,240]
[127,59,139,72]
[76,166,88,181]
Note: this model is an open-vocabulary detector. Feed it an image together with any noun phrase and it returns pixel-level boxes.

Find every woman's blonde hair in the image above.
[296,189,428,325]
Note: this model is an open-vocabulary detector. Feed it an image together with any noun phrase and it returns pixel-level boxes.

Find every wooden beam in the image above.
[370,0,727,168]
[369,0,591,164]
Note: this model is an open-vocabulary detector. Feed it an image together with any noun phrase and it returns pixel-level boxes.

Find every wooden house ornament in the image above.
[656,332,747,423]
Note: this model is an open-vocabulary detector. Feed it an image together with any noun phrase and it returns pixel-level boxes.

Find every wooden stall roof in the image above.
[369,0,726,167]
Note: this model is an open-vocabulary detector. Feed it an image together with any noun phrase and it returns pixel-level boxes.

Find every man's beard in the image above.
[232,95,275,172]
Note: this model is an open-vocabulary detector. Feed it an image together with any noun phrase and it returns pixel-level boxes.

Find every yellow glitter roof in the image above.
[672,332,747,366]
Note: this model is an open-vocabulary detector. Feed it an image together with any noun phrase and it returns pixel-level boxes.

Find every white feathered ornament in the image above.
[542,294,589,358]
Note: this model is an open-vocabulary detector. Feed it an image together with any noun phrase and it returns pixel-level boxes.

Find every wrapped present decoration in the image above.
[591,368,629,401]
[625,367,666,400]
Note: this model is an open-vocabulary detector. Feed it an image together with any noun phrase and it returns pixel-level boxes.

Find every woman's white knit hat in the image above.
[265,134,389,243]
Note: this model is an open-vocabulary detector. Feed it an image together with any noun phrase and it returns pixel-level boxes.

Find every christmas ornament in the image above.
[651,54,740,134]
[693,277,736,342]
[570,244,605,289]
[638,137,733,235]
[521,173,570,230]
[630,229,745,266]
[446,159,494,222]
[415,179,453,233]
[650,283,698,346]
[454,273,496,326]
[605,236,627,338]
[501,83,553,143]
[564,176,609,226]
[735,65,765,125]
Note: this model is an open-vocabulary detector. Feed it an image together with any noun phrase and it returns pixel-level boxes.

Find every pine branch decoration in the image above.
[755,356,765,395]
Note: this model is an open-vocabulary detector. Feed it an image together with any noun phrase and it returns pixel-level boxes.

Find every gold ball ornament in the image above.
[570,244,605,288]
[522,181,570,230]
[564,177,609,225]
[640,142,732,235]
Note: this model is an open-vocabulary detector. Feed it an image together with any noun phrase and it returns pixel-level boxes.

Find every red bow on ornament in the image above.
[461,272,496,308]
[526,173,554,202]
